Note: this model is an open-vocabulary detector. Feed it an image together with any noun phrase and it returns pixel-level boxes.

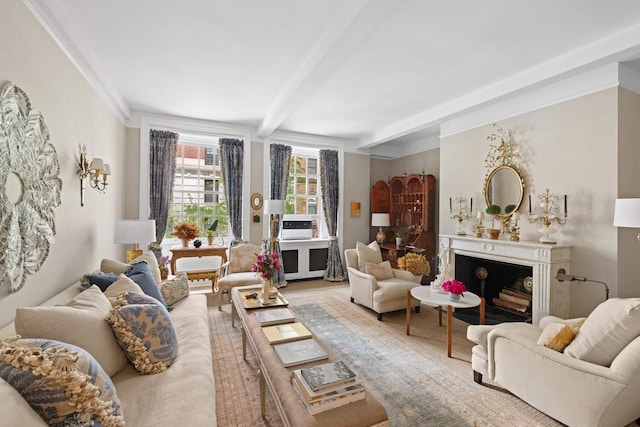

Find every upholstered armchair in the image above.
[217,242,263,310]
[467,298,640,427]
[345,241,421,321]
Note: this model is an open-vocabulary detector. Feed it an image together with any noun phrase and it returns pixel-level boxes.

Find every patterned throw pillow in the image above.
[107,292,178,375]
[356,241,383,271]
[160,271,189,306]
[364,261,394,281]
[0,337,125,427]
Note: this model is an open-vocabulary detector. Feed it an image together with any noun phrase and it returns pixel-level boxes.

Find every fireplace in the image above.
[454,254,533,324]
[440,234,572,325]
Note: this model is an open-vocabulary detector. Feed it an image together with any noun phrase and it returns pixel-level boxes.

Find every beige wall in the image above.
[441,89,620,316]
[616,88,640,298]
[249,140,264,244]
[343,152,371,251]
[124,128,141,219]
[0,0,127,326]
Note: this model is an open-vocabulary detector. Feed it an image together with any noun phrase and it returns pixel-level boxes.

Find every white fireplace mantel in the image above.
[440,234,572,325]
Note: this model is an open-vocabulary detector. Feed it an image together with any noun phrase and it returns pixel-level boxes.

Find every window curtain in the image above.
[149,129,178,258]
[219,138,244,244]
[270,143,292,287]
[319,149,345,281]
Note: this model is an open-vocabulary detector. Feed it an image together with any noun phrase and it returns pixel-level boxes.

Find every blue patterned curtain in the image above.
[270,144,292,287]
[219,138,244,243]
[149,130,178,258]
[319,149,345,281]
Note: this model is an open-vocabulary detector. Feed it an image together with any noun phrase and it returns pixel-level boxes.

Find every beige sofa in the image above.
[467,298,640,427]
[0,280,216,426]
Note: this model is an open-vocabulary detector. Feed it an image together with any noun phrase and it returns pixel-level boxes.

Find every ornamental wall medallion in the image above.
[0,81,62,292]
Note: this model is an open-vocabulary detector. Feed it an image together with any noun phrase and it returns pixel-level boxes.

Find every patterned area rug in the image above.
[207,282,563,427]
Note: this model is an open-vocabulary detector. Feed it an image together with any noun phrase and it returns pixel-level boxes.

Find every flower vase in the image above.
[181,239,190,248]
[268,280,278,299]
[261,280,272,305]
[160,268,168,280]
[449,293,461,302]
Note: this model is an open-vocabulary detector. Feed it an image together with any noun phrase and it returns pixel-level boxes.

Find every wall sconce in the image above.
[264,199,285,253]
[78,144,110,206]
[613,198,640,240]
[114,219,156,262]
[555,268,609,301]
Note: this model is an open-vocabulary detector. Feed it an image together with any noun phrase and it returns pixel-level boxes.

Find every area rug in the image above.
[207,282,563,427]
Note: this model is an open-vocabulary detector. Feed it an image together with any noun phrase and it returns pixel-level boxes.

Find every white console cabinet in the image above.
[279,239,330,280]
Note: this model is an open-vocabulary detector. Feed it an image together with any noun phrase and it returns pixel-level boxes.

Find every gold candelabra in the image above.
[472,211,486,238]
[450,195,472,235]
[528,189,567,243]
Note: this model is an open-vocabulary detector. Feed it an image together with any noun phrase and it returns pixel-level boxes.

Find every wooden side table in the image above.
[170,245,228,291]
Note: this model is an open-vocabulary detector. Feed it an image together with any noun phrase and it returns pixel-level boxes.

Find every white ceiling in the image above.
[25,0,640,155]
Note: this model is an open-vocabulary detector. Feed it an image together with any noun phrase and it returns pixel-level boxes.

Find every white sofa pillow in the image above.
[356,241,382,272]
[14,286,128,376]
[101,251,162,284]
[564,298,640,366]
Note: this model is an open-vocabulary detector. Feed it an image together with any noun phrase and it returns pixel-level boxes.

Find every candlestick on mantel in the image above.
[470,198,473,214]
[529,194,532,214]
[477,210,484,219]
[564,195,567,215]
[449,197,452,213]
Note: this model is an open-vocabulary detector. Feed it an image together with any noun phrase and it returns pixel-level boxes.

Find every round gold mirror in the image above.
[250,193,263,210]
[484,165,524,217]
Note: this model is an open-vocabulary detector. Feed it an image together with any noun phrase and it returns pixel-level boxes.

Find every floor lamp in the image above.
[264,199,285,253]
[114,219,156,262]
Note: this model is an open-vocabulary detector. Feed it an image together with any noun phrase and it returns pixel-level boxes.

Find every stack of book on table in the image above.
[291,360,365,415]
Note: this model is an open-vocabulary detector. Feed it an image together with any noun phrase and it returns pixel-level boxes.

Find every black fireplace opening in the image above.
[454,254,533,325]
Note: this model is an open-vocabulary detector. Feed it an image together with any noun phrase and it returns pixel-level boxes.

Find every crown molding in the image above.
[22,0,130,123]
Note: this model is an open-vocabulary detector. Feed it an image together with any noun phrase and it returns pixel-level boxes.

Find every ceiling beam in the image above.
[256,0,402,138]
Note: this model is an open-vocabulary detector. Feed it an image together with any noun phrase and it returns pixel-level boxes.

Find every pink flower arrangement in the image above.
[251,250,281,281]
[442,279,467,296]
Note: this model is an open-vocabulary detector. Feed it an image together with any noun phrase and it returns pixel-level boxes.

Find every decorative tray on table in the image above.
[238,289,289,309]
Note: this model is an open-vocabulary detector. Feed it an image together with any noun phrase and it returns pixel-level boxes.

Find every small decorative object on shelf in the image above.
[485,205,501,239]
[450,195,472,235]
[528,189,567,243]
[509,212,521,241]
[442,279,467,302]
[472,211,486,238]
[171,222,200,247]
[252,250,281,304]
[193,239,202,248]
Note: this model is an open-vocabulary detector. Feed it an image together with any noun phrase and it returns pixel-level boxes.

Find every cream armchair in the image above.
[467,298,640,427]
[217,242,263,310]
[345,243,420,321]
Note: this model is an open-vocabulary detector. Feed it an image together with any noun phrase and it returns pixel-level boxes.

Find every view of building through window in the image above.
[287,148,323,238]
[166,136,228,240]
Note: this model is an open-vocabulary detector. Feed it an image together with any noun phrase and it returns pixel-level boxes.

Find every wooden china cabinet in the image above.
[371,173,436,272]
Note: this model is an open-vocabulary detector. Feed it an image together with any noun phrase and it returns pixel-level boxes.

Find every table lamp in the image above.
[264,199,285,252]
[613,198,640,240]
[114,219,156,262]
[371,213,390,244]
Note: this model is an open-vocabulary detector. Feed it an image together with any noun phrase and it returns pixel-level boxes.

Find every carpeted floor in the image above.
[206,280,564,427]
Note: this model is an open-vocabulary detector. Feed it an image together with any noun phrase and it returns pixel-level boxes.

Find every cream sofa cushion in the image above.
[365,261,394,281]
[565,298,640,366]
[101,251,162,284]
[356,241,382,271]
[103,274,144,304]
[14,286,128,376]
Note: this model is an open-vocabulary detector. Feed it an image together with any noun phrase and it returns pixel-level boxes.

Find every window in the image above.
[167,135,227,239]
[287,153,319,215]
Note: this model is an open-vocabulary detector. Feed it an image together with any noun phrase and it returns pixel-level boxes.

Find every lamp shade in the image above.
[89,158,105,173]
[371,213,390,227]
[264,199,285,215]
[613,198,640,228]
[114,220,156,244]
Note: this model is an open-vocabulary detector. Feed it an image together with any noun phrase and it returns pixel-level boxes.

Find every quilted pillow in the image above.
[160,271,189,306]
[356,241,382,271]
[564,298,640,366]
[0,337,125,427]
[83,262,166,307]
[364,261,394,281]
[107,292,178,375]
[14,285,128,377]
[230,244,259,273]
[101,251,162,284]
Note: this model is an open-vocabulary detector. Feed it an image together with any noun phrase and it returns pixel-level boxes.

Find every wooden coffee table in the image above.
[406,285,484,357]
[231,286,389,427]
